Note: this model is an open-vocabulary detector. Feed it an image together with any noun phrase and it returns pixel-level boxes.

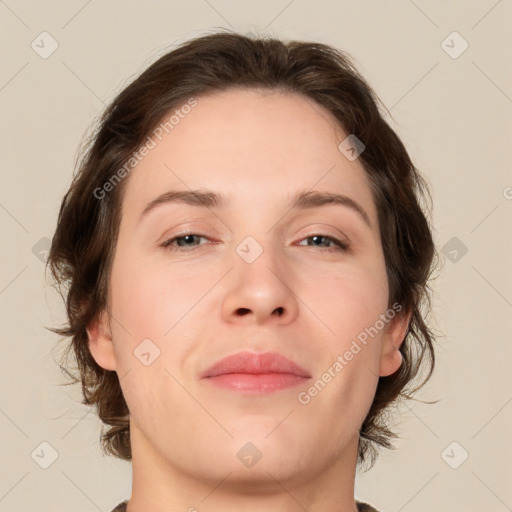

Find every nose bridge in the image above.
[235,234,284,288]
[221,232,299,324]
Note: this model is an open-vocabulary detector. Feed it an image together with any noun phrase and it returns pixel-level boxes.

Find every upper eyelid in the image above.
[161,221,350,239]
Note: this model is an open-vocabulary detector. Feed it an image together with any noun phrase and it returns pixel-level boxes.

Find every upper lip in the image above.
[200,351,311,379]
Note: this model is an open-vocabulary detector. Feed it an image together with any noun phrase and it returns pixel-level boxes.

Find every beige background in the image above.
[1,1,511,511]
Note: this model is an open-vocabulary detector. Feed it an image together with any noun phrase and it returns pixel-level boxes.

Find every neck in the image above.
[126,420,361,512]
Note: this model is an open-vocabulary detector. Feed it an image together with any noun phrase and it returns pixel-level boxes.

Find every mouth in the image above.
[200,351,311,394]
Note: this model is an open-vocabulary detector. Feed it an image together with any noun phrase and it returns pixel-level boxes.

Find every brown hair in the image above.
[46,30,440,470]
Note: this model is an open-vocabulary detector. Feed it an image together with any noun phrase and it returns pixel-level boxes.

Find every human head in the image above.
[47,30,438,472]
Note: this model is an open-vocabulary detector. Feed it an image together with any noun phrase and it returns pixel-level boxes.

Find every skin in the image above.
[87,88,410,512]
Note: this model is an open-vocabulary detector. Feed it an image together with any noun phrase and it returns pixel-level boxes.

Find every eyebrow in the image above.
[139,189,372,229]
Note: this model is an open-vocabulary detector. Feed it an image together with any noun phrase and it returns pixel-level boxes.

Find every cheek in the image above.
[306,261,389,339]
[110,250,213,336]
[300,269,387,422]
[301,261,389,412]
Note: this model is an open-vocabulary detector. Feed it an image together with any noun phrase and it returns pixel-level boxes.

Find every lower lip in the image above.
[203,373,309,394]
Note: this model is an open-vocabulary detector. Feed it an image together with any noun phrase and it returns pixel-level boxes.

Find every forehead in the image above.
[120,88,378,227]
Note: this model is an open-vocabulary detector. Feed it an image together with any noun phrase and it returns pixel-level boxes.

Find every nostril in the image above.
[237,308,251,316]
[273,307,284,316]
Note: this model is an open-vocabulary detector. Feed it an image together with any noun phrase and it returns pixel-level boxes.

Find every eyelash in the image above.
[160,233,349,253]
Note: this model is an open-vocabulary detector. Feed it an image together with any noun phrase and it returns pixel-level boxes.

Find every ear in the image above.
[87,309,117,371]
[379,308,412,377]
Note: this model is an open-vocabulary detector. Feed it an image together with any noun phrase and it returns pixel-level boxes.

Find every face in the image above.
[89,88,407,489]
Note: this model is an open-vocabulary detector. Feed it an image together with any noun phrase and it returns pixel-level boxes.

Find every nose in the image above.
[220,239,299,326]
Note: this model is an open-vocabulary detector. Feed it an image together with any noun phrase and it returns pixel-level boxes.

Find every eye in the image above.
[297,234,349,252]
[160,233,349,253]
[161,233,210,252]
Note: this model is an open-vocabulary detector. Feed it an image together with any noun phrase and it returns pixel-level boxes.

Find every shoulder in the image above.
[110,500,128,512]
[356,500,381,512]
[111,499,378,511]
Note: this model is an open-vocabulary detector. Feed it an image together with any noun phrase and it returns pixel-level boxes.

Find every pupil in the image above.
[180,235,195,246]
